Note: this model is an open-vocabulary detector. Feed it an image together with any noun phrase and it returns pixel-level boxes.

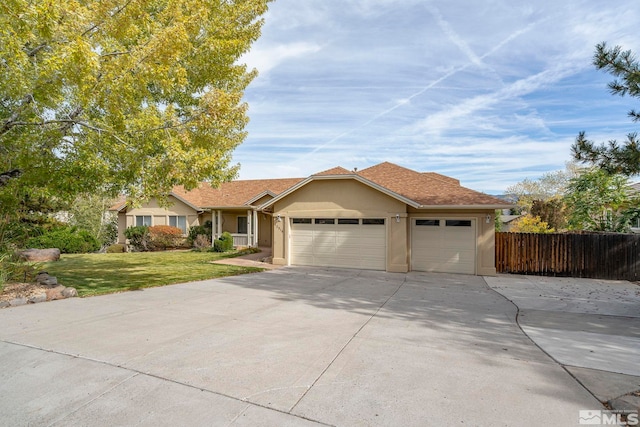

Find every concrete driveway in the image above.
[0,268,607,426]
[485,274,640,412]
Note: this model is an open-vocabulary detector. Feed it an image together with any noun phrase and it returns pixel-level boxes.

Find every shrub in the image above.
[192,234,211,251]
[0,250,41,286]
[510,215,555,234]
[100,217,119,247]
[1,215,65,251]
[213,231,234,252]
[124,226,150,251]
[27,227,101,253]
[148,225,185,250]
[106,244,126,253]
[187,220,212,246]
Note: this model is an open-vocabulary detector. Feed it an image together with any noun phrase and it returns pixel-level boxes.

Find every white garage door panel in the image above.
[291,220,385,270]
[411,219,476,274]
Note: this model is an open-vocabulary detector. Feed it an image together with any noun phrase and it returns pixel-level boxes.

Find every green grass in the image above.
[42,251,263,297]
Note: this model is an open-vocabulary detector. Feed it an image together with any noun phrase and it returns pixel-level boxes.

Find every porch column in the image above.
[216,210,222,239]
[253,210,259,248]
[247,209,253,247]
[211,211,215,246]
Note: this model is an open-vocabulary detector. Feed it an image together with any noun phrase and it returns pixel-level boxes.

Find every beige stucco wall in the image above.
[117,213,127,244]
[407,208,497,275]
[258,213,273,247]
[220,212,239,234]
[270,179,409,272]
[116,196,200,244]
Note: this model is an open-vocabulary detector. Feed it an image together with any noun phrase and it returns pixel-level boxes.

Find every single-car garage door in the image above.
[290,218,386,270]
[411,218,476,274]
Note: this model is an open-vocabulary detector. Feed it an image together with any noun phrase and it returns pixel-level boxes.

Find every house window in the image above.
[363,218,385,225]
[416,219,440,226]
[237,216,248,234]
[446,220,472,227]
[314,218,335,224]
[292,218,312,224]
[135,215,152,226]
[338,218,359,225]
[169,216,187,234]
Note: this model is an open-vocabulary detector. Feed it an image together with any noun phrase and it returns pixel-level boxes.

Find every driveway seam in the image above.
[287,275,408,413]
[0,339,333,427]
[481,277,606,407]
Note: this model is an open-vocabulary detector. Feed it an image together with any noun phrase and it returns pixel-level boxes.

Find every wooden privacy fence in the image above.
[495,232,640,281]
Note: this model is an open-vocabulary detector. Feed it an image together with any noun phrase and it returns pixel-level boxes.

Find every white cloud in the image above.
[234,0,640,193]
[241,42,323,77]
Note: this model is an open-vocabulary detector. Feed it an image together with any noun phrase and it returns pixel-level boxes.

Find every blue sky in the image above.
[235,0,640,193]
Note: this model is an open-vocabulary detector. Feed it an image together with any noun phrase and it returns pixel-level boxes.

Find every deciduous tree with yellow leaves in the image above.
[0,0,270,203]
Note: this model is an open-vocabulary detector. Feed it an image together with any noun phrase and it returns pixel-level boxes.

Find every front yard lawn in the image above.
[42,251,263,297]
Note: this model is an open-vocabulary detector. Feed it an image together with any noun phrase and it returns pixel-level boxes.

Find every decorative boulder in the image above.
[61,287,78,298]
[20,248,61,262]
[46,286,66,301]
[35,272,58,287]
[28,294,47,304]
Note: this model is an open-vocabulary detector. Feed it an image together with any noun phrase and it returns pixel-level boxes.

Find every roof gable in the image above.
[313,166,353,176]
[108,195,128,212]
[259,173,420,210]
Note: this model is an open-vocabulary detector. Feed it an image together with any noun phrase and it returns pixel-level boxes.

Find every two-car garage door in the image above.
[411,218,476,274]
[290,218,386,270]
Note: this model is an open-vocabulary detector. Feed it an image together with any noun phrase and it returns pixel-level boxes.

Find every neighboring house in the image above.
[499,213,523,232]
[110,162,511,275]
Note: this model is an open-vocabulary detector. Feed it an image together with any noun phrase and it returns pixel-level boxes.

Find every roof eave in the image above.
[200,205,254,210]
[109,203,128,212]
[416,204,514,210]
[169,192,204,212]
[245,190,277,205]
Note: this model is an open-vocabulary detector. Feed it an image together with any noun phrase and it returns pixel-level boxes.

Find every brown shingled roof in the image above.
[108,195,127,211]
[422,172,460,186]
[110,162,506,211]
[313,166,354,176]
[172,178,304,208]
[356,162,505,207]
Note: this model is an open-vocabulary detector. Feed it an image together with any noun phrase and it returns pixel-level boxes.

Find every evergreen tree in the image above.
[572,42,640,175]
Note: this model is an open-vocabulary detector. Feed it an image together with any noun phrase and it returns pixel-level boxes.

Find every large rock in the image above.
[61,287,78,298]
[20,248,61,262]
[9,297,27,307]
[45,286,66,301]
[35,272,58,287]
[28,294,47,304]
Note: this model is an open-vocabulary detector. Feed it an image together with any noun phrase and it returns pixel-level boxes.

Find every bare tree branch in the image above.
[1,94,34,136]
